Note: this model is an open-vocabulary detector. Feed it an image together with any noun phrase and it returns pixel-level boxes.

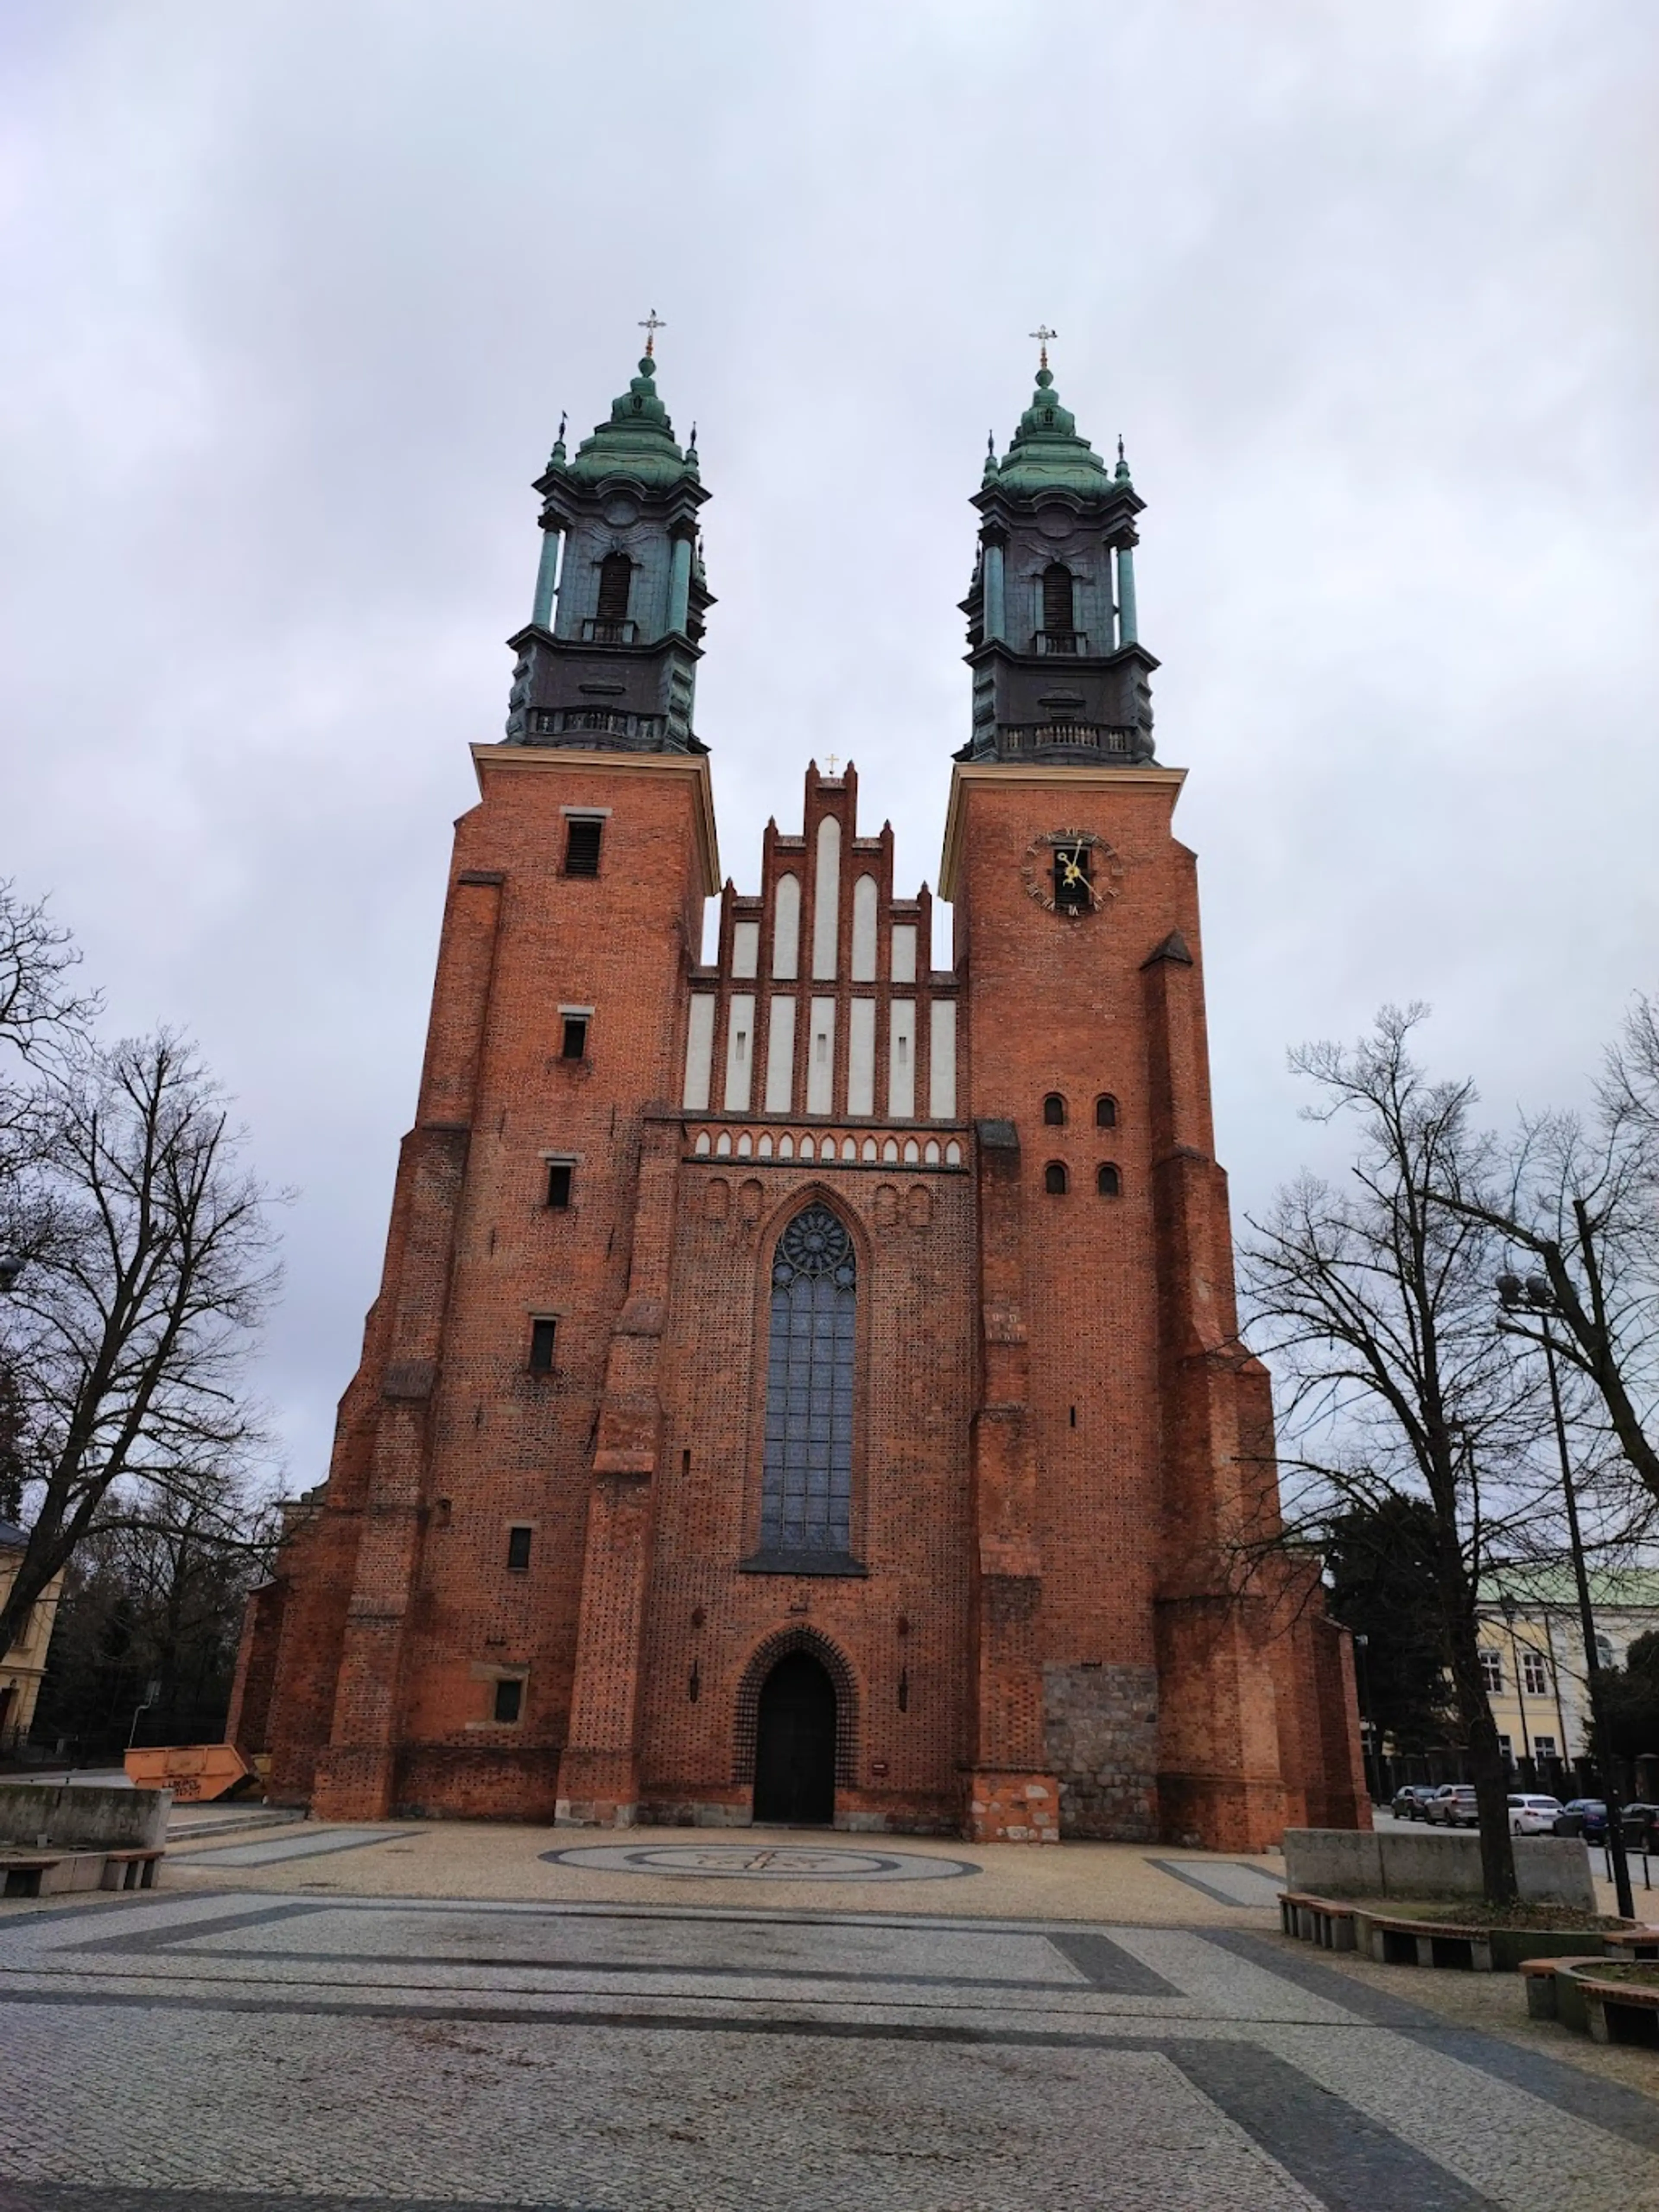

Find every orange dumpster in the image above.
[123,1744,256,1802]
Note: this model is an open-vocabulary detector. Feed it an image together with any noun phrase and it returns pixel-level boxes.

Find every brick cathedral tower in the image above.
[237,339,1366,1848]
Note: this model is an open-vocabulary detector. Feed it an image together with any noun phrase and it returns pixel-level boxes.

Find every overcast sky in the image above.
[3,0,1654,1494]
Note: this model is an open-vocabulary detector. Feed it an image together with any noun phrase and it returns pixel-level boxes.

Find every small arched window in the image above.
[1097,1163,1121,1198]
[1095,1094,1118,1128]
[1042,1093,1066,1127]
[1041,562,1075,638]
[596,551,632,623]
[1044,1162,1068,1195]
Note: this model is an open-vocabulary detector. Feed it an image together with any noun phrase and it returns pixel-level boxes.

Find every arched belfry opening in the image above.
[752,1650,837,1824]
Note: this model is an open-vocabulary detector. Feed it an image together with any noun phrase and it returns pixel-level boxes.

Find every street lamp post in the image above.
[1353,1633,1378,1802]
[1497,1272,1634,1920]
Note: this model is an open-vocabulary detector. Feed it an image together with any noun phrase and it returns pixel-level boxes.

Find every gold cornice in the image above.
[938,759,1187,901]
[470,743,721,898]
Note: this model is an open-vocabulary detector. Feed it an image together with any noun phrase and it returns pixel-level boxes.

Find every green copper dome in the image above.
[551,356,699,492]
[992,366,1113,500]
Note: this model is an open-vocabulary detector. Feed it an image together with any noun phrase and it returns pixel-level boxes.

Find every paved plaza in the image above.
[4,1824,1659,2211]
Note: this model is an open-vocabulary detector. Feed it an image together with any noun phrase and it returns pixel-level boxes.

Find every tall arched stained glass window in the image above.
[760,1204,856,1560]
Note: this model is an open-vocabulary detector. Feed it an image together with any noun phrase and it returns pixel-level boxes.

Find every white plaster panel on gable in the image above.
[851,875,878,980]
[890,923,917,983]
[929,999,957,1120]
[888,998,915,1119]
[682,994,715,1111]
[807,996,836,1114]
[811,816,841,979]
[764,995,796,1113]
[772,874,800,980]
[847,996,876,1116]
[723,993,756,1113]
[731,920,760,978]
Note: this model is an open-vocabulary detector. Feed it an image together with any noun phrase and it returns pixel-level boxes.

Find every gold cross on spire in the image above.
[825,753,841,777]
[638,309,666,357]
[1029,324,1057,371]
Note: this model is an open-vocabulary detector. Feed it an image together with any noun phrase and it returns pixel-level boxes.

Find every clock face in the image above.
[1021,829,1122,916]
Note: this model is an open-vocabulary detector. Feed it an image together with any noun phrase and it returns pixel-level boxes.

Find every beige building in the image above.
[0,1520,64,1754]
[1477,1569,1659,1766]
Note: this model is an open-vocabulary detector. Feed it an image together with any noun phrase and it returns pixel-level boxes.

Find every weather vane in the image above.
[1029,324,1057,371]
[639,309,666,358]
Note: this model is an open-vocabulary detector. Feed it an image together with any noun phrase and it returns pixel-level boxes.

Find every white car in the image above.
[1508,1793,1563,1835]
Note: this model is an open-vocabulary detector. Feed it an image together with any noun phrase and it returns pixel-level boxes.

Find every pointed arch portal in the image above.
[752,1650,837,1824]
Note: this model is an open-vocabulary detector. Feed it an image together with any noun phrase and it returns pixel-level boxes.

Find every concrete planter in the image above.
[1283,1825,1594,1911]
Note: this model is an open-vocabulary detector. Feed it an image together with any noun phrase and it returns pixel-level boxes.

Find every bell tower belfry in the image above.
[960,335,1157,768]
[505,331,712,755]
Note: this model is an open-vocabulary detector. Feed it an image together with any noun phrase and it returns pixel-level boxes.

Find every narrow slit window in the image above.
[493,1677,524,1723]
[1096,1094,1118,1128]
[561,1016,588,1060]
[1042,1093,1066,1126]
[1044,1162,1068,1195]
[1042,561,1075,637]
[546,1162,573,1209]
[564,818,603,875]
[506,1525,533,1572]
[1097,1163,1121,1197]
[596,551,632,622]
[529,1317,557,1372]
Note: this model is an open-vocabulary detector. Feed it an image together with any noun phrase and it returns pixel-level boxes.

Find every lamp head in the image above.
[0,1254,22,1293]
[1526,1273,1554,1308]
[1496,1271,1523,1309]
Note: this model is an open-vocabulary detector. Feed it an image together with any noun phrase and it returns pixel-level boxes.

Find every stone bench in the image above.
[1356,1909,1494,1973]
[101,1848,162,1892]
[1279,1891,1357,1951]
[1,1843,165,1898]
[1524,1956,1659,2046]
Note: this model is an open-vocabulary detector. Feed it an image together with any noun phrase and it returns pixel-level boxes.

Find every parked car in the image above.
[1620,1804,1659,1848]
[1563,1797,1607,1841]
[1425,1784,1479,1827]
[1391,1785,1435,1821]
[1507,1793,1563,1835]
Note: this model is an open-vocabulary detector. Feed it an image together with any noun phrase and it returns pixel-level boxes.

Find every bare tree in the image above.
[1431,994,1659,1512]
[0,879,99,1173]
[0,1032,283,1665]
[1240,1007,1550,1904]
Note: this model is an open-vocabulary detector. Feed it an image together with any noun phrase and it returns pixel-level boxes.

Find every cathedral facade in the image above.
[237,344,1366,1848]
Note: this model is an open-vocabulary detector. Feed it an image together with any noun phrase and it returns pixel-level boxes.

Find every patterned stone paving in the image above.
[540,1843,981,1881]
[3,1887,1659,2210]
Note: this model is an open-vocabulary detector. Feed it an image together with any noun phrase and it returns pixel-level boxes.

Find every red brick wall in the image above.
[263,745,1364,1845]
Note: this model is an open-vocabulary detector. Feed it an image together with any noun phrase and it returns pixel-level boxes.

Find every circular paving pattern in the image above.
[541,1842,980,1881]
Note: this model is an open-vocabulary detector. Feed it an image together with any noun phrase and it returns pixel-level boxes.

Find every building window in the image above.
[596,551,632,623]
[506,1526,532,1572]
[529,1317,557,1372]
[561,1015,588,1060]
[493,1677,523,1724]
[1522,1650,1549,1696]
[1044,1162,1068,1195]
[1595,1634,1615,1672]
[1041,561,1075,637]
[1096,1094,1118,1128]
[1096,1163,1121,1197]
[1479,1648,1503,1693]
[1042,1093,1066,1126]
[563,818,603,876]
[546,1162,573,1209]
[1533,1733,1557,1758]
[1497,1734,1513,1761]
[760,1203,856,1559]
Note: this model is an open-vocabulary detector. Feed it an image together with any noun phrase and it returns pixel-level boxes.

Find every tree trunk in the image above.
[1444,1595,1518,1905]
